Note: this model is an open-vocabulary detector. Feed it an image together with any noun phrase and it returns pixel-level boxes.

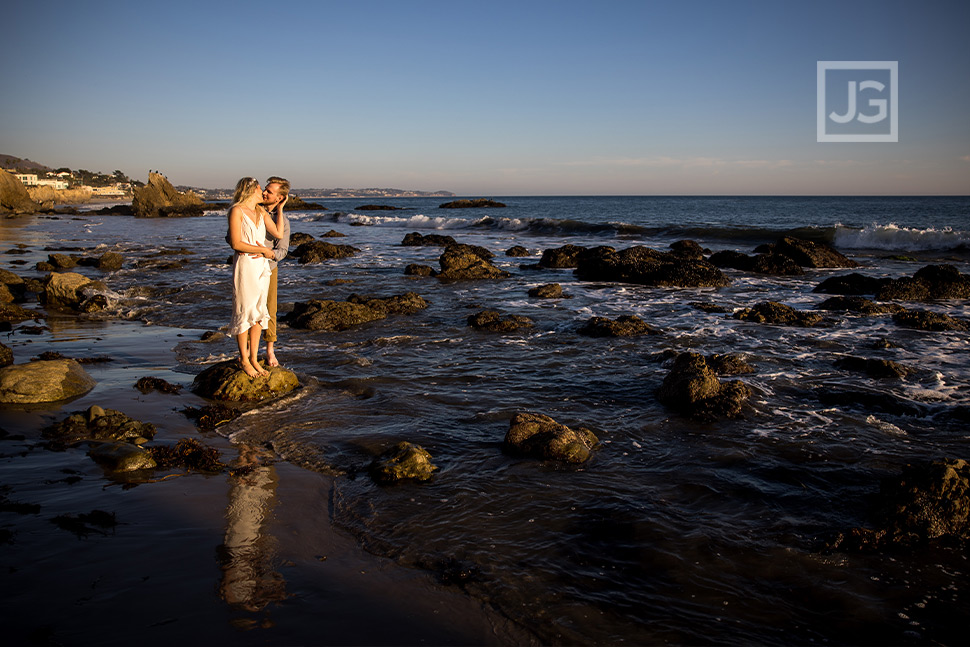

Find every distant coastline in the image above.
[180,187,456,201]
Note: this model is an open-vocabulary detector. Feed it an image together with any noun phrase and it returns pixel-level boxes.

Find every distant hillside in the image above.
[0,154,52,172]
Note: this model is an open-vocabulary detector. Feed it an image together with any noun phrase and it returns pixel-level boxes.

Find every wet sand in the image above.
[0,321,531,646]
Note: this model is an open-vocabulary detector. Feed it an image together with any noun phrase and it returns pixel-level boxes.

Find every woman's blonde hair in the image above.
[231,177,260,206]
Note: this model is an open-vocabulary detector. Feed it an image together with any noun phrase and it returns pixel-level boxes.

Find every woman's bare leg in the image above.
[249,326,269,376]
[237,331,260,378]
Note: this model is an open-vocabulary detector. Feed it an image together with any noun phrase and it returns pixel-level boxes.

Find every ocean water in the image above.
[11,195,970,644]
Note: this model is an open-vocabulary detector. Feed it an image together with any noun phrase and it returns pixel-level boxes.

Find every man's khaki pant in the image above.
[263,266,278,342]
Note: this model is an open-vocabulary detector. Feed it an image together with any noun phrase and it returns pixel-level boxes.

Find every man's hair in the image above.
[265,176,290,198]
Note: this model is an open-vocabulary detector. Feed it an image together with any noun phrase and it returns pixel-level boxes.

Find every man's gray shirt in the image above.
[265,213,290,269]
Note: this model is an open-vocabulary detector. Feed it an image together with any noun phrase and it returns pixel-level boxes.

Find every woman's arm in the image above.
[261,198,287,239]
[228,207,274,257]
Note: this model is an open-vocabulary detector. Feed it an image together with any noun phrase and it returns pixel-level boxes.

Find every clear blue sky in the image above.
[3,0,969,195]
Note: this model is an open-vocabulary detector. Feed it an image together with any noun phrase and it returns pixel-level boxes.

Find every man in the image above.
[260,176,291,367]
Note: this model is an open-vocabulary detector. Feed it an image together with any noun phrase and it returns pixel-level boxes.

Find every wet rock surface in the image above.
[578,315,661,337]
[286,292,428,331]
[0,359,97,404]
[467,310,534,332]
[44,405,156,448]
[575,245,730,288]
[657,352,751,421]
[734,301,823,327]
[369,441,438,484]
[191,360,300,402]
[504,412,599,464]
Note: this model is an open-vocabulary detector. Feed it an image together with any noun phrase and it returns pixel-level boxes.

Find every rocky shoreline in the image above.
[2,201,968,643]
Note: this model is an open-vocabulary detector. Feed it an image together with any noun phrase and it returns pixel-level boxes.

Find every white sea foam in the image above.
[834,223,970,251]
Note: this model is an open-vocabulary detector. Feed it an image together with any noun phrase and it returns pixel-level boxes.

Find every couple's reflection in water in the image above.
[217,444,287,614]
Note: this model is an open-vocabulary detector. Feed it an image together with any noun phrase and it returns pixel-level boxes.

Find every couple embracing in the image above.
[226,176,291,378]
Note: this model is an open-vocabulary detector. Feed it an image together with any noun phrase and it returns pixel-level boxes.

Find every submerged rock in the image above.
[833,356,913,379]
[149,438,227,472]
[181,402,241,431]
[815,296,904,315]
[44,405,156,447]
[401,232,457,247]
[575,245,730,288]
[191,360,300,402]
[578,315,660,337]
[827,458,970,551]
[734,301,823,327]
[528,283,569,299]
[467,310,534,332]
[0,359,96,404]
[657,352,751,421]
[370,441,438,484]
[504,412,598,464]
[892,309,969,332]
[506,245,531,257]
[286,292,428,331]
[813,272,889,296]
[439,198,506,209]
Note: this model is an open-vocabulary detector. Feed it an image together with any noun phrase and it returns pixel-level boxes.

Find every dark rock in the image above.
[35,261,55,272]
[528,283,569,299]
[439,199,506,209]
[826,458,970,551]
[892,309,969,332]
[505,245,531,257]
[503,412,598,464]
[467,310,534,332]
[709,250,804,275]
[282,195,327,211]
[369,441,438,484]
[201,330,225,342]
[833,356,913,379]
[691,302,730,313]
[816,296,905,315]
[321,229,346,238]
[404,264,435,277]
[657,352,751,421]
[539,244,589,269]
[0,359,96,404]
[578,315,660,337]
[436,247,509,280]
[401,232,457,247]
[44,405,156,447]
[191,360,300,402]
[669,240,707,259]
[78,294,108,313]
[41,272,106,311]
[814,273,890,295]
[446,242,494,260]
[707,353,755,375]
[355,204,404,211]
[734,301,823,327]
[131,172,206,218]
[134,376,182,394]
[289,232,315,245]
[50,510,119,536]
[773,236,859,268]
[292,240,360,264]
[47,253,77,269]
[88,442,157,472]
[0,342,12,367]
[875,264,970,301]
[286,292,429,331]
[576,245,730,288]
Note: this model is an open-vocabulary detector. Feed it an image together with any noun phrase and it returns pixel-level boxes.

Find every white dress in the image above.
[228,211,271,337]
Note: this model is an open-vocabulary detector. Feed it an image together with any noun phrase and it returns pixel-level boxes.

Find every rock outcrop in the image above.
[575,245,730,288]
[657,352,751,421]
[436,246,509,280]
[401,232,458,247]
[41,272,106,311]
[826,458,970,551]
[528,283,569,299]
[44,405,156,448]
[815,296,904,315]
[131,171,205,218]
[0,359,97,404]
[577,315,660,337]
[0,169,41,215]
[765,237,859,268]
[369,442,438,484]
[286,292,428,331]
[709,250,805,276]
[439,199,506,209]
[892,309,969,332]
[504,412,598,464]
[191,360,299,402]
[875,265,970,301]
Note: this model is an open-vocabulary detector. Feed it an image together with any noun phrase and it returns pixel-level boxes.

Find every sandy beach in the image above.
[1,322,529,646]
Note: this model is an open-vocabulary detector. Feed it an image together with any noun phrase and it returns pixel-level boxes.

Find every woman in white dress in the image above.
[227,177,286,377]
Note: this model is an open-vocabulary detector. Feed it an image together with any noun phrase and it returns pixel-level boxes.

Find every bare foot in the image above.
[251,357,270,376]
[266,349,279,367]
[240,359,261,378]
